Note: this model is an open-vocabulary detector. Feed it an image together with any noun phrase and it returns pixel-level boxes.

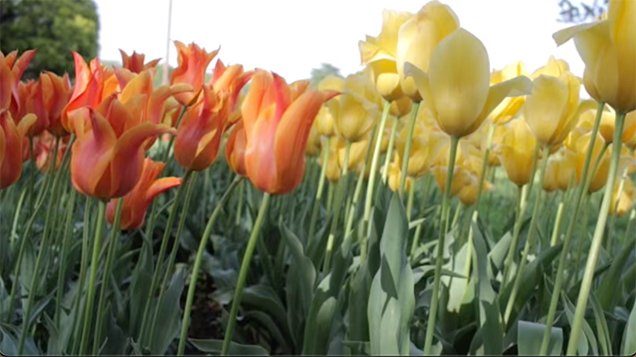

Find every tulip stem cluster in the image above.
[424,134,459,355]
[221,192,272,356]
[362,101,391,262]
[567,111,627,355]
[539,101,606,354]
[178,175,243,356]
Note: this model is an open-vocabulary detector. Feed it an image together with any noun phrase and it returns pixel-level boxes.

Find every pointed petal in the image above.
[70,109,117,197]
[110,123,174,197]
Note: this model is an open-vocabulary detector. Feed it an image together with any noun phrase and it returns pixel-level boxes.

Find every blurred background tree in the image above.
[310,63,342,86]
[0,0,99,79]
[557,0,608,23]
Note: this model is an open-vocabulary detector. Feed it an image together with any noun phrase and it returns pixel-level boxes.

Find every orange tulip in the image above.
[62,52,118,133]
[106,158,181,230]
[0,110,36,189]
[225,120,248,177]
[170,41,218,106]
[33,131,70,172]
[174,86,231,171]
[241,70,337,194]
[0,49,36,111]
[69,102,174,199]
[39,72,73,137]
[119,49,160,74]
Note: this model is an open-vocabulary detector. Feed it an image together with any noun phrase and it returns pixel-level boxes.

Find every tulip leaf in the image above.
[597,240,633,310]
[189,338,268,355]
[147,266,186,355]
[622,298,636,355]
[368,194,414,356]
[302,274,337,355]
[517,320,563,355]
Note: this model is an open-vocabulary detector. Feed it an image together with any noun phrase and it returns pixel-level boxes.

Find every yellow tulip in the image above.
[305,124,322,157]
[395,1,459,101]
[599,108,636,144]
[524,64,594,147]
[553,0,636,114]
[406,28,531,138]
[395,110,446,177]
[390,96,413,117]
[387,155,412,193]
[496,117,538,186]
[489,61,529,125]
[610,177,635,216]
[572,132,610,193]
[543,147,578,192]
[359,10,413,101]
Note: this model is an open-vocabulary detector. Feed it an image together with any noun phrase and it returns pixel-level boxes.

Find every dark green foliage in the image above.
[0,0,99,79]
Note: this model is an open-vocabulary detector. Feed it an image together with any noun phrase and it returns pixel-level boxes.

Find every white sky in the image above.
[94,0,584,82]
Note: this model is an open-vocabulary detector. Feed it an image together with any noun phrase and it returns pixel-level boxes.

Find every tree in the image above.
[557,0,608,23]
[310,63,342,87]
[0,0,99,79]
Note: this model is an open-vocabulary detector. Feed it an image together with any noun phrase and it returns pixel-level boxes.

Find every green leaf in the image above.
[590,294,612,355]
[242,284,289,338]
[368,193,414,356]
[561,293,598,355]
[598,242,633,310]
[147,266,187,355]
[621,299,636,355]
[189,338,269,355]
[517,320,563,355]
[302,274,336,355]
[280,223,316,349]
[487,231,511,276]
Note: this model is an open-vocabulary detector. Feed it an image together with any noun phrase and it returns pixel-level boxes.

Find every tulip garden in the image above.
[1,1,635,355]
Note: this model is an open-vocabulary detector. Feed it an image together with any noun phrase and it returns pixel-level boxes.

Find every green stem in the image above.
[308,136,330,240]
[16,163,62,354]
[78,200,107,355]
[410,174,433,259]
[549,198,565,247]
[323,140,352,272]
[5,156,56,323]
[178,176,242,355]
[381,115,399,183]
[138,170,193,343]
[406,181,416,220]
[221,193,271,355]
[566,111,626,355]
[361,101,391,263]
[504,144,550,325]
[539,101,605,355]
[476,122,496,210]
[399,102,420,196]
[423,135,460,355]
[147,171,198,346]
[344,160,368,241]
[501,184,530,287]
[70,197,94,355]
[55,188,77,329]
[92,198,125,354]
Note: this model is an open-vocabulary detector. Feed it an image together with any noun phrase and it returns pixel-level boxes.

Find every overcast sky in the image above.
[94,0,584,82]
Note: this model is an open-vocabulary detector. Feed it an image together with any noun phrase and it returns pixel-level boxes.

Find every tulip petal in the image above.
[477,75,532,125]
[524,75,568,145]
[146,177,182,203]
[552,21,601,46]
[0,58,14,110]
[70,109,117,197]
[274,90,327,193]
[428,28,490,137]
[110,123,174,197]
[404,62,435,114]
